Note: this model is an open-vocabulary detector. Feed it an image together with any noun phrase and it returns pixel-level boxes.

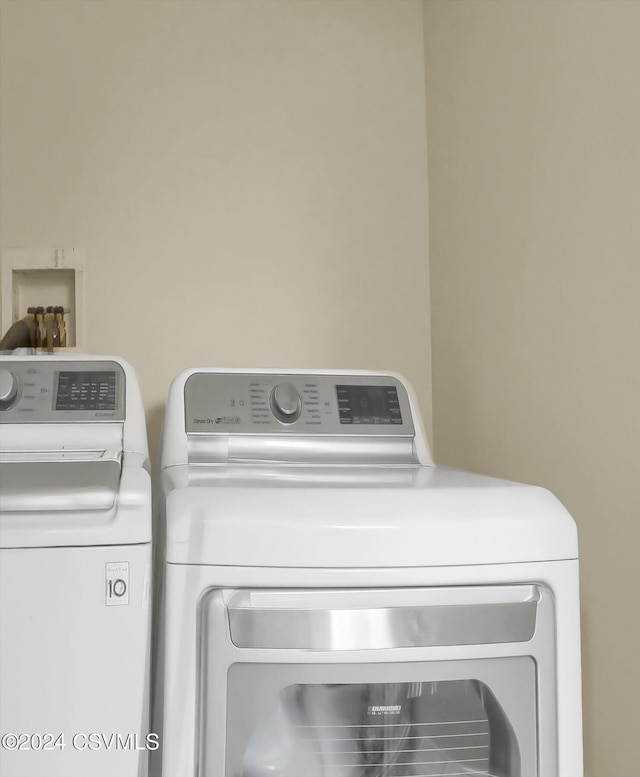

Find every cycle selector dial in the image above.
[0,368,19,410]
[270,382,302,424]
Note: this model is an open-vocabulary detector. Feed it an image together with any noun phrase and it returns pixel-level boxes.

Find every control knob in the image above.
[0,368,19,410]
[270,382,302,424]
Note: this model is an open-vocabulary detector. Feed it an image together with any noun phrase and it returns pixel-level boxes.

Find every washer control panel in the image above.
[184,373,415,436]
[0,360,125,422]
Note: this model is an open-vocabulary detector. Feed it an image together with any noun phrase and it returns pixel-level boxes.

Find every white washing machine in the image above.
[0,354,153,777]
[154,369,583,777]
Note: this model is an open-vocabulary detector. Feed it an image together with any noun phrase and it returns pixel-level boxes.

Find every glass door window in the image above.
[223,660,535,777]
[241,680,514,777]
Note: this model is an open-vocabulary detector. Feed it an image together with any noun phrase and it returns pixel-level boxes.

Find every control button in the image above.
[0,368,19,409]
[270,382,302,424]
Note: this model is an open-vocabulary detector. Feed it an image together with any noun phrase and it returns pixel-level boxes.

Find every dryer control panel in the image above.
[184,373,415,436]
[0,360,125,422]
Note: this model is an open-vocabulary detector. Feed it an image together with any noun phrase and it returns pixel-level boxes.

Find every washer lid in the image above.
[0,459,150,549]
[164,466,578,568]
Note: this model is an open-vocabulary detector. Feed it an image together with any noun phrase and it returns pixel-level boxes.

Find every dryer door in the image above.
[198,586,558,777]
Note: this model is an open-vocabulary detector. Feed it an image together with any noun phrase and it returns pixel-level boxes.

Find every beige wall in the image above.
[424,1,640,775]
[0,0,432,458]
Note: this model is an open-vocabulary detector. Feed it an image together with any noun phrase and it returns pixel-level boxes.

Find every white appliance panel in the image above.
[0,543,151,777]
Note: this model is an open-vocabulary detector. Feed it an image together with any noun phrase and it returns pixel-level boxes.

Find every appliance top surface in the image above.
[162,463,579,568]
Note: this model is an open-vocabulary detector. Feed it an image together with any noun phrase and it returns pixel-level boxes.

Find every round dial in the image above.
[270,382,302,424]
[0,368,19,410]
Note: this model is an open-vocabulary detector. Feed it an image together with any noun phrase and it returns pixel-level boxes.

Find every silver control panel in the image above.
[0,360,126,423]
[184,373,415,436]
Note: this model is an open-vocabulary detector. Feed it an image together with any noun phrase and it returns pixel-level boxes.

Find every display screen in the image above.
[336,385,402,425]
[55,371,118,411]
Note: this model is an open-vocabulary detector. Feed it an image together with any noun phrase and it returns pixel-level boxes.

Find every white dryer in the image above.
[155,369,583,777]
[0,355,153,777]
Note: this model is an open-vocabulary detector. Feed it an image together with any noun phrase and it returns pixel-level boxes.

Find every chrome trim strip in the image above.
[187,434,418,465]
[227,601,538,650]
